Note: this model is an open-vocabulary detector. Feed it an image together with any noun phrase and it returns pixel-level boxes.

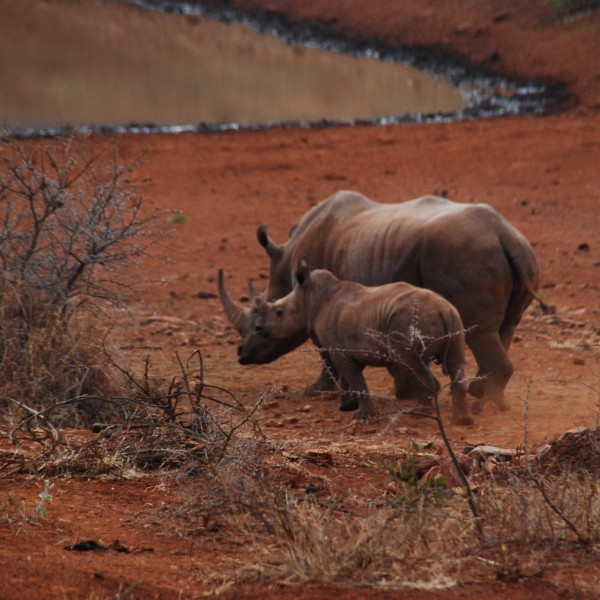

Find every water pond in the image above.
[0,0,554,135]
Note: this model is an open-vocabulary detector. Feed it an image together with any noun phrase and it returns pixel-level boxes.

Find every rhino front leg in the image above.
[304,350,341,396]
[335,358,376,420]
[466,332,513,413]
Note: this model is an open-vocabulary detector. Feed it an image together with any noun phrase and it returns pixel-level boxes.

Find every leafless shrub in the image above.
[473,467,600,582]
[0,135,168,425]
[1,349,264,478]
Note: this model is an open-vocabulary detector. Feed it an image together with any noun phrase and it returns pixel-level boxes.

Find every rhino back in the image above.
[416,202,538,329]
[288,195,477,286]
[310,281,454,366]
[287,196,536,329]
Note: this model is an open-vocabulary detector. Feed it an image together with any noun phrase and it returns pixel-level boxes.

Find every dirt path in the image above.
[1,1,599,598]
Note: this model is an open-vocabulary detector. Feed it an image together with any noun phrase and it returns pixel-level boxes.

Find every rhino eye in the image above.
[275,308,283,317]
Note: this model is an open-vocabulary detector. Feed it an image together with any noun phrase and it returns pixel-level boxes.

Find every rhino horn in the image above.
[257,224,283,259]
[217,269,248,334]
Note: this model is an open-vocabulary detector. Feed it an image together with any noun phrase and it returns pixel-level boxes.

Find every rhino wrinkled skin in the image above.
[219,190,543,414]
[237,261,474,425]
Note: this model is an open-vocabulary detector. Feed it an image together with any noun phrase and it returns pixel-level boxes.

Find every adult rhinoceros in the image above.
[219,190,544,413]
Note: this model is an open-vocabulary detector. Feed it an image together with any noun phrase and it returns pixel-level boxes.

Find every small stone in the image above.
[573,357,586,366]
[194,291,217,299]
[299,404,312,413]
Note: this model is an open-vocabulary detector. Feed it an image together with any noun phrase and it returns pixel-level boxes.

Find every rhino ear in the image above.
[217,269,249,334]
[257,224,283,259]
[295,259,310,288]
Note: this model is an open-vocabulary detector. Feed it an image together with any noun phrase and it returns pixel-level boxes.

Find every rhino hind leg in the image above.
[468,377,486,399]
[466,332,513,414]
[499,283,536,352]
[443,346,473,426]
[387,365,420,400]
[339,383,360,412]
[390,354,439,417]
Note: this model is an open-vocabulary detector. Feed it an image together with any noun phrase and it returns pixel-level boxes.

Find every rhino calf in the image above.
[231,261,473,426]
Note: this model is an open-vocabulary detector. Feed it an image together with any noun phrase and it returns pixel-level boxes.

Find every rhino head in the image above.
[218,264,309,365]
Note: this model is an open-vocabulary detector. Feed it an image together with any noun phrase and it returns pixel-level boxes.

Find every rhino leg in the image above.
[387,365,420,400]
[334,357,376,420]
[499,322,519,352]
[443,347,473,426]
[499,283,536,352]
[468,376,486,399]
[389,353,438,417]
[304,351,340,396]
[466,332,513,413]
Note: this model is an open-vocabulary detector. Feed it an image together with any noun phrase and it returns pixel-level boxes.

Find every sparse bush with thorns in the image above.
[0,135,167,425]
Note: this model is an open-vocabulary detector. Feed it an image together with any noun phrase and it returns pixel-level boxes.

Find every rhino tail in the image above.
[500,229,553,314]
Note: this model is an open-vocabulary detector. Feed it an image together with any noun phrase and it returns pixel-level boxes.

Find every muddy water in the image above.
[0,0,466,132]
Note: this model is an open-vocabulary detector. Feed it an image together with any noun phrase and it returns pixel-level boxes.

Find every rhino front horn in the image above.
[217,269,249,334]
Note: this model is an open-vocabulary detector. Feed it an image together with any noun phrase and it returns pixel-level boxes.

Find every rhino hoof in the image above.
[340,398,359,412]
[452,414,475,426]
[495,398,511,412]
[472,397,510,413]
[471,398,485,414]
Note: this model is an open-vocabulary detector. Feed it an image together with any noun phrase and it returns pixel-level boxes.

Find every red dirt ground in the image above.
[1,1,599,598]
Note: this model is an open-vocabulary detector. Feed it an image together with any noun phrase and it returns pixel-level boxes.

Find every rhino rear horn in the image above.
[257,224,283,259]
[217,269,249,334]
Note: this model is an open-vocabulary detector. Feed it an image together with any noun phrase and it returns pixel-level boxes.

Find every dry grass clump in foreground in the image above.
[2,367,599,594]
[158,425,600,593]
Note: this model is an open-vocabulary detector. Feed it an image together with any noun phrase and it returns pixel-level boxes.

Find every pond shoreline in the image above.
[2,0,569,139]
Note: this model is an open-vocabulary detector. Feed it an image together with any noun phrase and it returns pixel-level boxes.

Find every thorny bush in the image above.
[0,135,167,425]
